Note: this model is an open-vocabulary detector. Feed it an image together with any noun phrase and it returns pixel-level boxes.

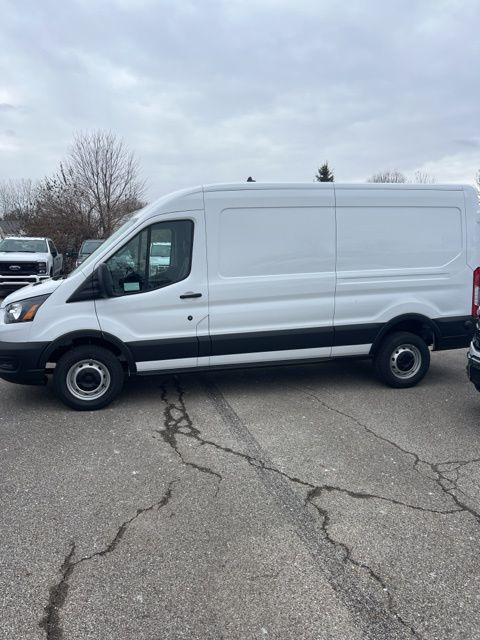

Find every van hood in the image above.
[0,251,50,262]
[1,278,63,307]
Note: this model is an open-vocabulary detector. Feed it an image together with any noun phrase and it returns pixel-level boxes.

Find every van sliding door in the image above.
[204,186,336,366]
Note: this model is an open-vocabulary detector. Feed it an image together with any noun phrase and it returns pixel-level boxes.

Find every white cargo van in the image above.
[0,183,477,410]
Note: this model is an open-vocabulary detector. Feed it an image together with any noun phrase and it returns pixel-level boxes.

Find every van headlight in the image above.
[4,294,50,324]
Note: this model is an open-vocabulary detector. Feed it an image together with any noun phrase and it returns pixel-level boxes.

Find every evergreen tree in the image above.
[315,162,334,182]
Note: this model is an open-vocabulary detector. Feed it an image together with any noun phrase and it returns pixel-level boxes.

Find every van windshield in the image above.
[67,216,140,278]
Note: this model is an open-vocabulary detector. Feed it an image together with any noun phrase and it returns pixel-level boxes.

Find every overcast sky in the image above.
[1,0,479,199]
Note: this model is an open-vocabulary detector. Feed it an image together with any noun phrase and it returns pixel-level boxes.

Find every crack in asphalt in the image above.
[308,484,461,515]
[301,389,427,471]
[39,542,76,640]
[305,486,420,638]
[158,379,461,517]
[39,481,176,640]
[157,381,222,493]
[430,461,480,525]
[197,435,460,515]
[158,376,423,639]
[34,375,480,640]
[301,388,480,526]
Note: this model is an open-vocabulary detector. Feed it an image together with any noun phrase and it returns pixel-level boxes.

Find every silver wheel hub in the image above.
[66,359,111,401]
[390,344,422,379]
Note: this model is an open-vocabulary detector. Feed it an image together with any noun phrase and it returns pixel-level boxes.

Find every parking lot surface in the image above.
[2,348,480,639]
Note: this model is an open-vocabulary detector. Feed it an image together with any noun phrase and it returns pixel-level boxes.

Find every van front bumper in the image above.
[0,340,49,386]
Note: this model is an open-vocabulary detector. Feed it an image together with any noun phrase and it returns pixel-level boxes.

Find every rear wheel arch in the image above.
[370,314,438,355]
[39,330,136,374]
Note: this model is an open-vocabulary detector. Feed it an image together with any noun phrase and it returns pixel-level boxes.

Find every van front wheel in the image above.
[54,346,124,410]
[373,331,430,388]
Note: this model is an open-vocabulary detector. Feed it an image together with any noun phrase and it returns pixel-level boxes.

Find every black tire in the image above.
[53,345,124,410]
[373,331,430,388]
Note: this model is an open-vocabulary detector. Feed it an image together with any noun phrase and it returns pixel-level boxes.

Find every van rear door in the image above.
[204,185,336,366]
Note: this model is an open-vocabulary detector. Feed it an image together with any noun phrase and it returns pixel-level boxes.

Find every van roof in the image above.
[202,182,469,192]
[140,182,476,222]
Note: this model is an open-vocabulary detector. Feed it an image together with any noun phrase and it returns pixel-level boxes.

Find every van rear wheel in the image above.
[373,331,430,388]
[53,345,124,410]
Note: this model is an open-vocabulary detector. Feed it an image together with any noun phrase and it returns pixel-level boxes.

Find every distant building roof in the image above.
[0,219,23,238]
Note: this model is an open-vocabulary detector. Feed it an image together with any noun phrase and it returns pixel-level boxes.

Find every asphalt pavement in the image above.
[1,348,480,639]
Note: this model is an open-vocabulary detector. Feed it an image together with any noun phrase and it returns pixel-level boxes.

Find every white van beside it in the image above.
[0,182,477,410]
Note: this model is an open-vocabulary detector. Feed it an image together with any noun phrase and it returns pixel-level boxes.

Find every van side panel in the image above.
[334,187,471,350]
[205,187,336,363]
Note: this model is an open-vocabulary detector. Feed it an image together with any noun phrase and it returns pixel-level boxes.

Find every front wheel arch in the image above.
[39,330,136,374]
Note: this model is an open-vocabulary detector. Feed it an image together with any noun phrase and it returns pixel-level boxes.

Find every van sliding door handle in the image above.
[180,292,202,299]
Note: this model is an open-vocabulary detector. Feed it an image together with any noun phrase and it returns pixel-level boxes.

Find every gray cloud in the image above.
[454,138,480,148]
[0,0,479,195]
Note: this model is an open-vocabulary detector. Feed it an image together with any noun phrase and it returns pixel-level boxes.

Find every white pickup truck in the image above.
[0,236,63,291]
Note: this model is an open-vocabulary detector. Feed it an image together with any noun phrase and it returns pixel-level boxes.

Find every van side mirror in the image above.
[96,263,114,298]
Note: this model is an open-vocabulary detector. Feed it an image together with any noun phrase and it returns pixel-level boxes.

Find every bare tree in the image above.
[66,131,145,236]
[0,179,37,219]
[411,170,436,184]
[368,169,437,184]
[30,169,98,257]
[367,170,407,183]
[0,132,146,271]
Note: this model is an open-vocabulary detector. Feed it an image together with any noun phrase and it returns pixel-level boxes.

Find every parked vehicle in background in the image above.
[75,239,104,269]
[467,316,480,390]
[0,182,477,410]
[0,237,63,292]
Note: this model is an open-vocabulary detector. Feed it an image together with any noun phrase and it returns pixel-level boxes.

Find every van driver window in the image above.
[105,220,194,296]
